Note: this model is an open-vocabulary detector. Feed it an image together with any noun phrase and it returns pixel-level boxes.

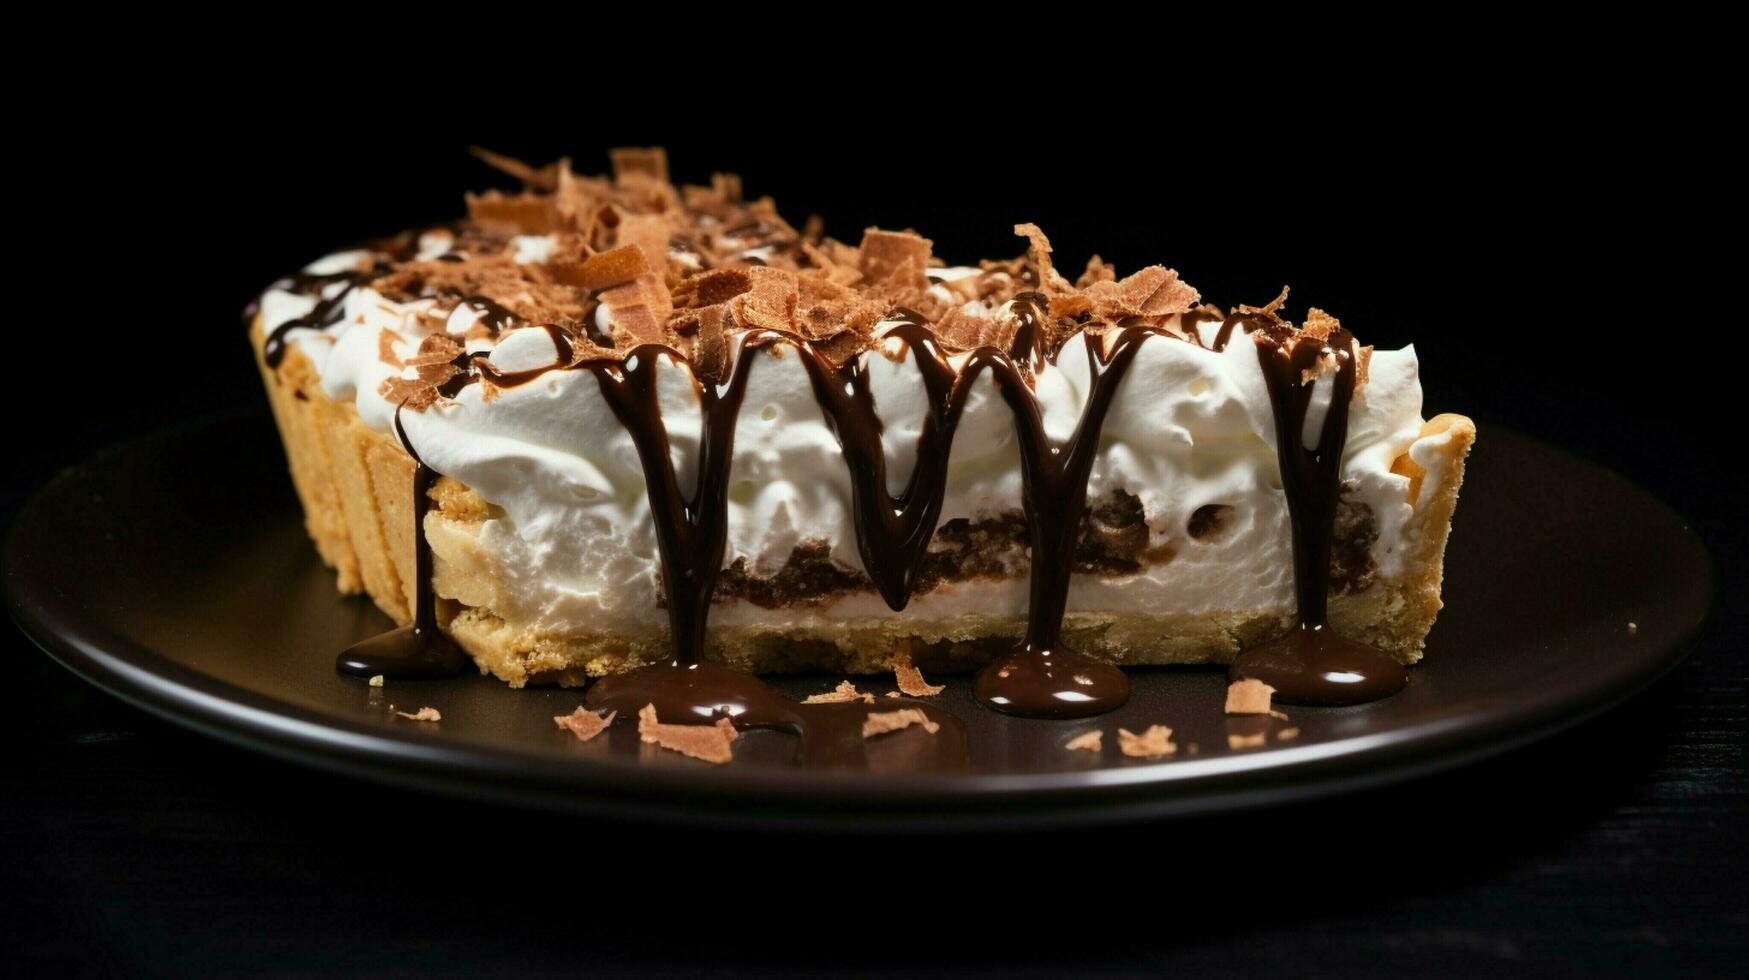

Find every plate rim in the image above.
[3,416,1716,830]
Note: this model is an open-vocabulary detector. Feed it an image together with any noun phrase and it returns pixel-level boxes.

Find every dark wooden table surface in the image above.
[5,429,1743,978]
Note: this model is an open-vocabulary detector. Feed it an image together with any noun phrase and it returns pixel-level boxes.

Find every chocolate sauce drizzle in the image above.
[455,294,525,336]
[333,410,468,680]
[1226,321,1408,705]
[970,321,1145,718]
[792,312,956,610]
[261,270,378,369]
[592,337,763,667]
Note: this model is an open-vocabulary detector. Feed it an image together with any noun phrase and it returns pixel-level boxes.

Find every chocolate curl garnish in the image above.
[858,228,934,293]
[469,147,563,191]
[1065,730,1104,753]
[729,266,800,333]
[861,709,941,738]
[608,147,679,214]
[610,147,670,186]
[679,172,744,219]
[820,237,864,272]
[1076,255,1118,288]
[1238,286,1292,318]
[1225,679,1277,715]
[1082,266,1201,320]
[937,295,1054,357]
[551,244,649,292]
[677,268,755,309]
[799,239,864,287]
[406,333,464,367]
[932,306,995,350]
[1048,293,1093,322]
[769,273,882,365]
[1228,728,1268,750]
[370,254,591,330]
[547,244,673,346]
[583,204,621,254]
[465,190,557,236]
[615,212,673,278]
[547,247,668,349]
[1117,725,1177,758]
[552,165,615,232]
[794,275,869,337]
[803,681,875,704]
[376,334,466,410]
[693,305,735,383]
[1298,303,1340,341]
[553,707,614,742]
[808,330,873,367]
[891,648,945,697]
[1013,222,1069,293]
[637,704,737,764]
[1302,307,1370,386]
[599,276,675,347]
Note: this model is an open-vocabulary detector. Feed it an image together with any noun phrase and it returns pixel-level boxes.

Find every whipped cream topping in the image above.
[260,252,1447,639]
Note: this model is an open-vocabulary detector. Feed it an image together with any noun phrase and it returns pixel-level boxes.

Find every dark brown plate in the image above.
[3,412,1713,830]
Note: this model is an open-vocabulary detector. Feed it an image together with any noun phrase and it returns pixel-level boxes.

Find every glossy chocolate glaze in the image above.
[334,410,468,680]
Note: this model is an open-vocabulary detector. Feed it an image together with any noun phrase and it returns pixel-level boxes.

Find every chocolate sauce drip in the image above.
[1006,291,1051,367]
[335,410,468,680]
[584,662,967,769]
[435,348,481,400]
[261,270,377,369]
[792,313,960,610]
[1179,309,1258,353]
[1228,325,1408,705]
[592,338,763,666]
[968,326,1146,719]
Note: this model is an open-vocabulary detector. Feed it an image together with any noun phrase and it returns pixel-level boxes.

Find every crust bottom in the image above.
[254,317,1477,688]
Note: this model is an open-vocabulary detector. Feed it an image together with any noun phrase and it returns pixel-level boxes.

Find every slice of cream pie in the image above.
[250,148,1474,694]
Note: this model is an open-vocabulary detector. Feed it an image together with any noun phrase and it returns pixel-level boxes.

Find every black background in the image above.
[6,83,1743,976]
